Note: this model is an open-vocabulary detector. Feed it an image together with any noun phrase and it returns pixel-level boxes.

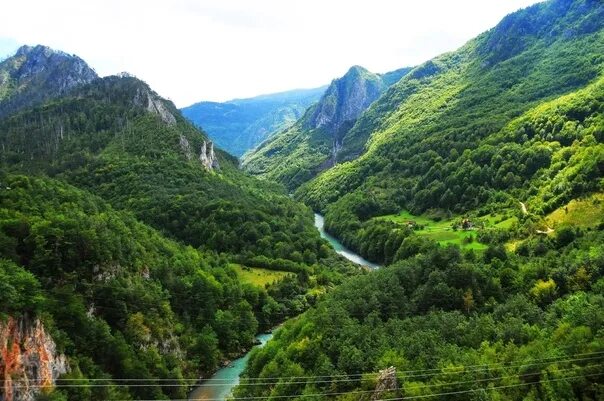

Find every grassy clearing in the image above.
[231,264,293,287]
[377,210,488,251]
[481,213,519,229]
[545,193,604,228]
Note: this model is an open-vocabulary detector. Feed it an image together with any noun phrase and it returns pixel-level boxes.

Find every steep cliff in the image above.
[305,66,385,135]
[0,316,68,401]
[200,140,219,170]
[242,65,412,190]
[133,83,177,126]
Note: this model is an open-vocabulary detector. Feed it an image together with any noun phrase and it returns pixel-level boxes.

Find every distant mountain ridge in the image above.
[181,86,327,157]
[242,65,413,190]
[0,45,98,118]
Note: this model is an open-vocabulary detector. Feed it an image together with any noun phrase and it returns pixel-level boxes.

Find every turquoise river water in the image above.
[188,213,381,400]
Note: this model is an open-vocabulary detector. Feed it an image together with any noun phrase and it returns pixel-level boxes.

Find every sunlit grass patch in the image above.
[231,264,293,287]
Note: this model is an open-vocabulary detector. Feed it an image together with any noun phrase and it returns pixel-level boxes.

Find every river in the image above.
[189,213,379,400]
[188,333,272,400]
[314,213,382,269]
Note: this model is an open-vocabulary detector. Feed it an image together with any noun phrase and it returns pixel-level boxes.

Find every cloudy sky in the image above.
[0,0,542,107]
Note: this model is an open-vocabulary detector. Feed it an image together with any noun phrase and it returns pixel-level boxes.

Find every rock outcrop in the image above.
[179,134,193,160]
[200,140,219,170]
[371,366,401,401]
[0,316,69,401]
[242,65,412,190]
[132,86,177,126]
[304,66,389,166]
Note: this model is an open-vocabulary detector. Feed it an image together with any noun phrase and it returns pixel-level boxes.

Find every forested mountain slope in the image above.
[181,86,326,157]
[243,66,412,190]
[233,2,604,399]
[294,0,604,264]
[0,45,97,119]
[0,173,288,400]
[0,74,340,266]
[0,51,355,401]
[237,231,604,401]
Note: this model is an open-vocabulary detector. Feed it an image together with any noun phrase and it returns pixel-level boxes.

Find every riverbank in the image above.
[188,332,273,400]
[314,213,382,269]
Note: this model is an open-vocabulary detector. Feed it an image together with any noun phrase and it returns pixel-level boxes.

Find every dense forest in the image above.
[1,0,604,400]
[321,74,604,264]
[293,0,604,265]
[233,1,604,400]
[0,61,356,400]
[237,230,604,400]
[0,75,344,268]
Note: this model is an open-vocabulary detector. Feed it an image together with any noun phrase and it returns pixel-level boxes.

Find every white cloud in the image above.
[0,0,543,106]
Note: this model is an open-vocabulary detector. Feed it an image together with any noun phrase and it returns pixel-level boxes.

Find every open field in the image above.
[545,193,604,228]
[482,213,519,229]
[231,264,293,287]
[376,210,489,251]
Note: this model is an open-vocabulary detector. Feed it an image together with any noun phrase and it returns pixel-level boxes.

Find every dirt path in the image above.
[520,202,528,215]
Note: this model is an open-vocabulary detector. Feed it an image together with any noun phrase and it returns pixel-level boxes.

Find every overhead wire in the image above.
[15,362,604,390]
[100,371,604,401]
[8,351,604,385]
[9,350,603,384]
[9,354,604,390]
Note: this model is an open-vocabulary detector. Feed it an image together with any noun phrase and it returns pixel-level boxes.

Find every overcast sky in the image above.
[0,0,543,107]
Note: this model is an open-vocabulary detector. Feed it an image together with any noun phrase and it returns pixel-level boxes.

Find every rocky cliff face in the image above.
[0,316,69,401]
[242,65,412,190]
[0,45,98,118]
[306,66,385,136]
[200,140,219,170]
[304,66,389,167]
[371,366,400,401]
[132,85,177,126]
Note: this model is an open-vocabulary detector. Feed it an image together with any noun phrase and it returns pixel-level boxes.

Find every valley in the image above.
[1,1,603,401]
[187,214,377,401]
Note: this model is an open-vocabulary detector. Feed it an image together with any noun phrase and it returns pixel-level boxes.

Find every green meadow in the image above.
[231,264,293,287]
[376,210,490,251]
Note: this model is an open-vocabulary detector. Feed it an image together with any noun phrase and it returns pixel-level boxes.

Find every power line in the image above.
[10,354,604,390]
[11,350,602,384]
[9,351,604,385]
[16,362,603,390]
[101,371,604,401]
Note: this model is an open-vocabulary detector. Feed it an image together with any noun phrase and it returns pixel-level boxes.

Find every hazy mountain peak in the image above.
[0,44,98,118]
[242,65,412,190]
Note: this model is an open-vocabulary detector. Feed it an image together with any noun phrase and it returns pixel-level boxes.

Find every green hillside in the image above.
[0,75,345,267]
[0,60,355,400]
[234,2,604,398]
[0,173,267,399]
[2,1,604,400]
[295,0,604,264]
[237,231,604,401]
